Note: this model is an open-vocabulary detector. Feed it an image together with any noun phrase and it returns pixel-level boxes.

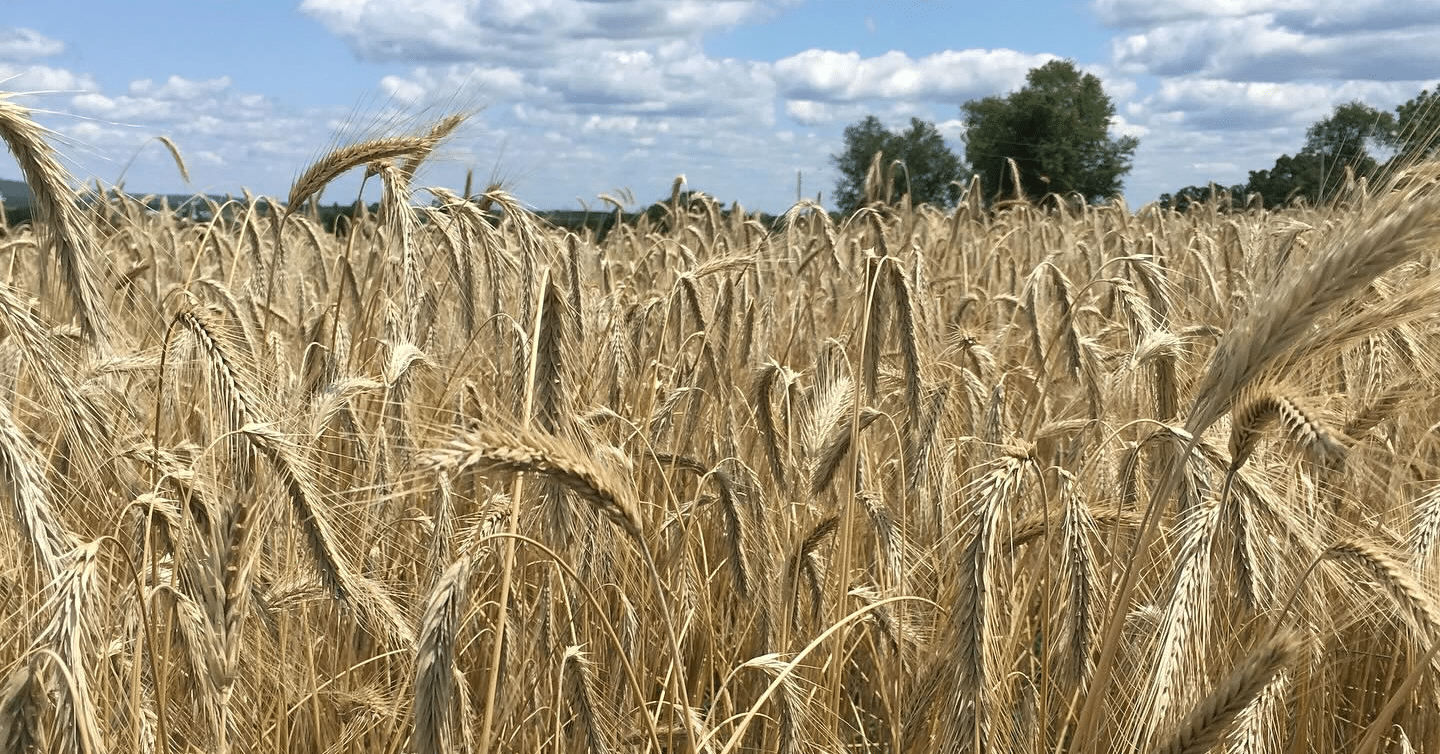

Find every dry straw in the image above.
[5,91,1440,754]
[0,94,109,340]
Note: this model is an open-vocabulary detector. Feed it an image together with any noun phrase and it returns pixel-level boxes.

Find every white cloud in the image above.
[785,99,829,125]
[71,93,177,121]
[1140,78,1421,130]
[1092,0,1440,29]
[1085,0,1440,204]
[0,27,63,61]
[10,0,1437,216]
[376,40,774,124]
[1191,160,1238,173]
[379,75,429,106]
[300,0,791,63]
[1110,114,1149,140]
[936,118,967,141]
[129,75,232,100]
[0,64,96,93]
[582,114,640,133]
[192,150,225,167]
[1113,15,1440,81]
[542,42,774,118]
[1113,74,1434,205]
[773,48,1057,102]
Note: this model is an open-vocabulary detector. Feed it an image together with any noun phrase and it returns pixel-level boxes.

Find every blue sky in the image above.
[0,0,1436,212]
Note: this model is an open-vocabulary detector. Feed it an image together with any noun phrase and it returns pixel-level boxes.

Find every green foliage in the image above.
[1305,100,1395,170]
[831,115,964,214]
[1241,101,1393,208]
[962,60,1138,204]
[1157,183,1247,212]
[1385,88,1440,166]
[1165,101,1397,211]
[316,202,378,233]
[1241,152,1324,208]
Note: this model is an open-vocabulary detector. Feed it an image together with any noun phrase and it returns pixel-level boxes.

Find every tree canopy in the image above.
[961,60,1138,204]
[1386,88,1440,166]
[831,116,964,214]
[1163,100,1396,210]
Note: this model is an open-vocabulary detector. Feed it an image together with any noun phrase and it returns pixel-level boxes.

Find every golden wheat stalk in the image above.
[1148,630,1300,754]
[423,425,642,542]
[0,94,110,341]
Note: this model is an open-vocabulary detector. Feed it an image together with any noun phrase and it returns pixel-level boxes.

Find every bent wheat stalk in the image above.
[0,94,109,341]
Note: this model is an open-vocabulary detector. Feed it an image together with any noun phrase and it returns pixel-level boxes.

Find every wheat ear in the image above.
[1187,165,1440,435]
[1149,630,1301,754]
[423,425,643,542]
[241,423,415,646]
[561,645,617,754]
[288,135,443,211]
[1228,391,1346,472]
[0,94,109,341]
[753,362,791,492]
[1327,539,1440,654]
[948,454,1031,754]
[414,554,472,754]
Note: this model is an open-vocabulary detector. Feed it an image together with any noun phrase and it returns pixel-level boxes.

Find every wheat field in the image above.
[2,99,1440,754]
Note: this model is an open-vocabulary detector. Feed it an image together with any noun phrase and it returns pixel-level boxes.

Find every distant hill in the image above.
[0,179,210,210]
[0,178,31,207]
[0,178,779,237]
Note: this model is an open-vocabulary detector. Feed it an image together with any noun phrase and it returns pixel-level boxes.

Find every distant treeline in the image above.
[2,191,785,241]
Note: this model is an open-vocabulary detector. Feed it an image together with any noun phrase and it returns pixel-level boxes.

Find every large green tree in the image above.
[1386,88,1440,166]
[1303,100,1394,191]
[831,116,964,214]
[1239,101,1393,208]
[962,60,1138,204]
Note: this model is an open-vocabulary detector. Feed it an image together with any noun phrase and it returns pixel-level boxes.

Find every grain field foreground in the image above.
[2,102,1440,754]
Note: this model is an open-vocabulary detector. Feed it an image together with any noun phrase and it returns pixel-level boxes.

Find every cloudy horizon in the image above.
[1,0,1436,213]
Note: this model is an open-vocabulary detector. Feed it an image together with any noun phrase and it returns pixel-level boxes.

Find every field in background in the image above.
[3,102,1440,754]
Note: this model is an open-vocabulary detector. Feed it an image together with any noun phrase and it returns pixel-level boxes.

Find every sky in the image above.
[0,0,1436,213]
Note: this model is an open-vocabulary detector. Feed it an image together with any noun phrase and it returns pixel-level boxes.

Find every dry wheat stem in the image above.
[1148,630,1300,754]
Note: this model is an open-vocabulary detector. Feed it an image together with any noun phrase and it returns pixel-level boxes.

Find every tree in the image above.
[1157,183,1246,212]
[1386,88,1440,167]
[831,116,965,214]
[962,60,1138,204]
[1302,100,1394,194]
[1241,101,1393,208]
[1242,153,1323,208]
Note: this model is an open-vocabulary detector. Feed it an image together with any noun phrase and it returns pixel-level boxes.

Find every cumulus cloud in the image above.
[935,118,967,141]
[1138,78,1418,130]
[192,150,225,167]
[72,93,178,121]
[16,0,1434,215]
[1082,0,1440,203]
[380,65,529,107]
[1113,15,1440,81]
[0,27,63,61]
[3,67,334,200]
[300,0,791,62]
[1113,76,1423,206]
[582,114,640,133]
[375,40,774,123]
[70,77,239,123]
[0,63,96,93]
[297,0,494,62]
[1092,0,1440,29]
[379,75,427,106]
[541,41,774,118]
[772,48,1057,102]
[785,99,829,125]
[129,75,232,100]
